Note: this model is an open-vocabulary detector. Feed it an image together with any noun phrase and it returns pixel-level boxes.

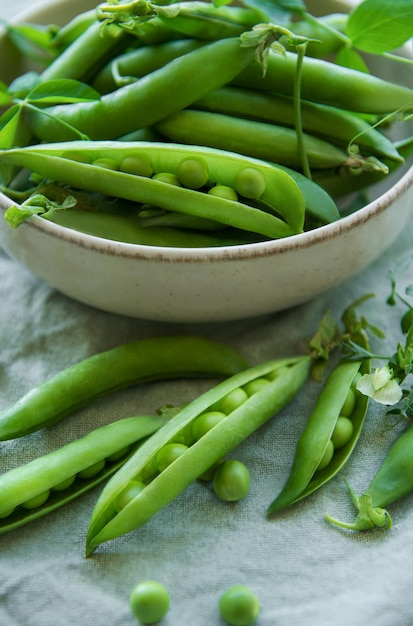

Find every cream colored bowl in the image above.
[0,0,412,322]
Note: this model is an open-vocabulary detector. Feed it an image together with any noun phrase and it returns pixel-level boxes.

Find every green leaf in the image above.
[241,0,302,23]
[4,193,77,228]
[25,79,101,105]
[8,71,41,99]
[335,45,370,73]
[5,21,58,63]
[0,81,11,106]
[0,105,24,152]
[346,0,413,54]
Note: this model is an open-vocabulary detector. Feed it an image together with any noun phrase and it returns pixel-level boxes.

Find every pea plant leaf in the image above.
[335,45,370,73]
[24,79,101,105]
[0,105,25,152]
[0,81,11,106]
[2,20,58,64]
[346,0,413,54]
[242,0,305,23]
[8,71,41,99]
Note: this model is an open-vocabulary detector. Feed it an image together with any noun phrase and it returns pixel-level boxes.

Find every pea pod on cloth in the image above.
[0,140,306,236]
[326,422,413,532]
[86,355,311,555]
[0,415,166,534]
[0,336,248,441]
[267,359,369,515]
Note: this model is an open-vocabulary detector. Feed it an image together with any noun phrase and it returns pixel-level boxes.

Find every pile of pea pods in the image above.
[0,0,412,246]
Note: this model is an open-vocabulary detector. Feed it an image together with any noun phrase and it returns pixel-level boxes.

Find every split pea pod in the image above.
[0,336,248,441]
[0,415,166,534]
[267,359,369,515]
[25,34,266,142]
[0,140,306,236]
[232,51,413,115]
[193,87,403,163]
[156,109,368,170]
[326,422,413,531]
[86,355,312,555]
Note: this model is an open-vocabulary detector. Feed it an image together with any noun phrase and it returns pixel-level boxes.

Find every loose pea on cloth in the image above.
[1,1,413,624]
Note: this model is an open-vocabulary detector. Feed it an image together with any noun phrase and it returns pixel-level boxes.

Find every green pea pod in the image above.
[233,50,413,115]
[25,34,268,142]
[0,140,306,236]
[155,110,375,171]
[0,336,248,441]
[86,355,311,555]
[326,422,413,531]
[193,87,403,163]
[0,415,166,534]
[267,359,369,515]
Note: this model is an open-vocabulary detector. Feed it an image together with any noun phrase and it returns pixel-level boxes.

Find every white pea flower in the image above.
[356,365,403,406]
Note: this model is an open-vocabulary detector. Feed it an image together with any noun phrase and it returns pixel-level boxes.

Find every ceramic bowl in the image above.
[0,0,412,322]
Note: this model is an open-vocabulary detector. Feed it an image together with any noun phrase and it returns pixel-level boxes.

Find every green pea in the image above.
[107,445,131,463]
[234,167,265,199]
[177,157,209,189]
[218,388,249,414]
[21,490,51,510]
[61,150,90,163]
[120,155,153,178]
[219,585,260,626]
[152,172,181,186]
[156,443,189,472]
[213,459,250,502]
[243,377,270,396]
[115,480,146,513]
[92,157,118,170]
[341,387,356,417]
[317,440,334,471]
[129,580,170,624]
[52,475,77,491]
[331,416,354,449]
[208,184,238,201]
[78,459,106,479]
[192,411,227,441]
[0,508,15,519]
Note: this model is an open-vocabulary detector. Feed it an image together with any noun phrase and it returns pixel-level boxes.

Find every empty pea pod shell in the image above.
[86,355,311,555]
[0,335,248,441]
[267,359,369,515]
[0,415,167,535]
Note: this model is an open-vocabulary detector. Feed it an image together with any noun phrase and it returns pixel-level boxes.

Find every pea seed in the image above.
[78,459,106,479]
[120,155,153,178]
[235,167,266,199]
[213,459,250,502]
[341,387,356,417]
[317,440,334,471]
[156,442,189,472]
[218,388,249,414]
[129,580,170,624]
[115,480,146,512]
[61,150,90,163]
[208,184,238,201]
[52,475,77,491]
[219,584,260,626]
[107,445,130,462]
[331,416,354,449]
[177,157,209,189]
[243,377,270,396]
[92,157,118,170]
[0,508,15,519]
[192,411,226,440]
[152,172,181,186]
[21,490,51,510]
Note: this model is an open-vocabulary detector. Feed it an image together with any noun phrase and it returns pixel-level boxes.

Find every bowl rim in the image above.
[0,0,412,263]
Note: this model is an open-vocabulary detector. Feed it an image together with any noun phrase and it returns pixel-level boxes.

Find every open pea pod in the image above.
[267,358,370,515]
[86,355,311,556]
[0,140,306,236]
[0,415,167,534]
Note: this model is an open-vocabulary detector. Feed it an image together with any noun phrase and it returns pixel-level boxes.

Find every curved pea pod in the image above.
[85,355,312,555]
[267,359,369,515]
[25,34,267,142]
[232,50,413,115]
[0,140,306,236]
[0,336,248,441]
[326,422,413,531]
[0,415,167,534]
